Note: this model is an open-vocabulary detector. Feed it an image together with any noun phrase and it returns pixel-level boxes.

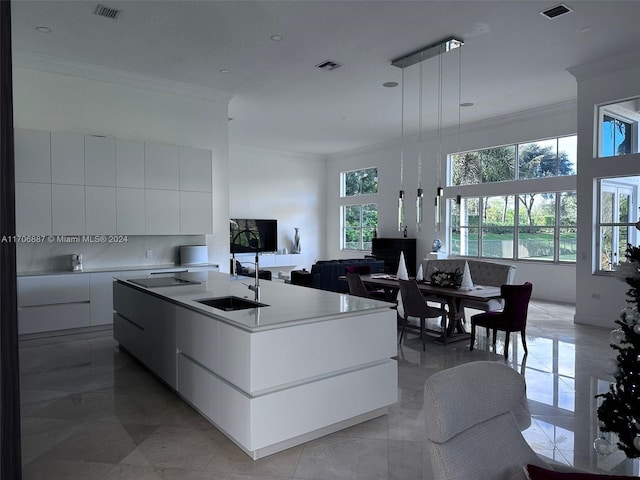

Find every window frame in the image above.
[449,191,576,263]
[339,166,379,252]
[597,102,639,158]
[595,176,640,273]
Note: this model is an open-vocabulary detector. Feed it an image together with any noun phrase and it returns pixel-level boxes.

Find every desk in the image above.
[360,274,502,344]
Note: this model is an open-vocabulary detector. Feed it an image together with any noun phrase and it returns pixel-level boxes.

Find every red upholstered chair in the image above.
[470,282,533,359]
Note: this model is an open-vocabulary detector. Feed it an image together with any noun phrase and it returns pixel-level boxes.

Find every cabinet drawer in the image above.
[18,274,90,307]
[19,303,90,335]
[113,313,147,364]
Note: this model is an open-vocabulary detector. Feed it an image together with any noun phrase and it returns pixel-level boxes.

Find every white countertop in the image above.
[18,263,220,277]
[116,271,394,332]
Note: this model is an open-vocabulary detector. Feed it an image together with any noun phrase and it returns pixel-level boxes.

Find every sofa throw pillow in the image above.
[345,265,371,275]
[525,464,635,480]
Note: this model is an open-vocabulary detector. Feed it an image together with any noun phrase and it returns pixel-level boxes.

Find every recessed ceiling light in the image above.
[460,102,474,108]
[577,26,591,33]
[270,34,284,41]
[35,26,52,33]
[219,69,231,74]
[383,82,398,88]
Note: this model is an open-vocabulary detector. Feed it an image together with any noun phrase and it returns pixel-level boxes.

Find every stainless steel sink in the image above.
[195,296,268,311]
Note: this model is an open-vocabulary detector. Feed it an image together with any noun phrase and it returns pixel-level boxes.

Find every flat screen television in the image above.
[230,219,278,253]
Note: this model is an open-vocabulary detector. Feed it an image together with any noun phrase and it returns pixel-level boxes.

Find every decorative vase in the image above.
[293,227,301,253]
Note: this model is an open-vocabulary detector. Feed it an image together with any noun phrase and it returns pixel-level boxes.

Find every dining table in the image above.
[359,273,503,345]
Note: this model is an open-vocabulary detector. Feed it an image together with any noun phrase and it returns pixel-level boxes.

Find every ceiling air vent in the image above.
[540,4,573,19]
[94,4,121,20]
[315,60,342,71]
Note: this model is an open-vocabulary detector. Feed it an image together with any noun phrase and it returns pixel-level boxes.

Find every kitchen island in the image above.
[113,271,397,459]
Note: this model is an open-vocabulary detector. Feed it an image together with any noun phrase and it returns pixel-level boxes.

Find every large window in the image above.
[597,176,640,271]
[451,135,576,186]
[340,167,378,251]
[598,99,639,158]
[449,135,577,262]
[450,192,576,262]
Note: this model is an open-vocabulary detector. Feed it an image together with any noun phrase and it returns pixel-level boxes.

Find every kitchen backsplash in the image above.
[17,235,206,273]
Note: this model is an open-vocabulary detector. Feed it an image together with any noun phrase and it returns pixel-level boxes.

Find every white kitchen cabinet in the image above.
[145,189,180,235]
[116,187,145,234]
[18,274,91,335]
[86,186,117,234]
[52,184,85,235]
[145,142,179,190]
[14,128,51,184]
[90,272,121,326]
[180,191,212,234]
[51,132,85,185]
[179,146,212,192]
[116,139,145,188]
[15,182,52,235]
[113,282,176,387]
[85,136,116,187]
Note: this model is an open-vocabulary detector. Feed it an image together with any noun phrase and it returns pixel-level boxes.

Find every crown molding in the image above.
[13,51,234,105]
[329,100,577,160]
[568,48,640,82]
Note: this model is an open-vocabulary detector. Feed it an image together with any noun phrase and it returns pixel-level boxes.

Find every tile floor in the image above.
[19,300,640,479]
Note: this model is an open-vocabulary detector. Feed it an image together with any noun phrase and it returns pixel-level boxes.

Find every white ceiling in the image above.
[11,1,640,156]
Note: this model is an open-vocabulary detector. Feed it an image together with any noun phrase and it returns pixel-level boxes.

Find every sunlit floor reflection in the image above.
[18,299,640,479]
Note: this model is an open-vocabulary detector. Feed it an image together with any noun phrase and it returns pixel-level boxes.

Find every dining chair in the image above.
[346,273,386,300]
[470,282,533,359]
[424,361,587,479]
[398,278,448,350]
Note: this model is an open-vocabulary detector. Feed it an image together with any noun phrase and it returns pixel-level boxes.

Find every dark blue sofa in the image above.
[291,258,385,293]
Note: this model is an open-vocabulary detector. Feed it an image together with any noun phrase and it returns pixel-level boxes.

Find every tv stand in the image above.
[371,238,417,277]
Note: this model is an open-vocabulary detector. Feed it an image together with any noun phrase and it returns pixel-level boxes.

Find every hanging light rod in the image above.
[391,37,464,69]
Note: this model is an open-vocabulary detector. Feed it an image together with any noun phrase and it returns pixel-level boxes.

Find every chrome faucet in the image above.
[230,228,260,301]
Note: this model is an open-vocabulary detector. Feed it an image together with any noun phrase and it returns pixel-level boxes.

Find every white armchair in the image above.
[424,361,579,480]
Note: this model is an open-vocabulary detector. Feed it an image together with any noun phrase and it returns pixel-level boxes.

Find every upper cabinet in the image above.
[51,132,85,185]
[145,143,179,190]
[14,129,51,183]
[14,130,213,235]
[85,136,116,186]
[116,139,145,188]
[180,146,212,192]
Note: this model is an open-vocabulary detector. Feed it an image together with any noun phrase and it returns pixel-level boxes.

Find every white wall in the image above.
[326,102,578,303]
[12,57,231,271]
[570,49,640,327]
[229,144,327,271]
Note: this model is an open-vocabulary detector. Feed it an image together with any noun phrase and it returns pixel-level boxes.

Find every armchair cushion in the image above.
[525,464,635,479]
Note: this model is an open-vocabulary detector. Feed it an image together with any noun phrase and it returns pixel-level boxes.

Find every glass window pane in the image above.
[559,228,577,262]
[560,192,577,227]
[480,146,515,183]
[344,227,360,250]
[345,205,361,226]
[602,115,633,157]
[483,196,515,227]
[558,136,577,175]
[449,198,460,228]
[451,152,481,186]
[619,192,631,223]
[600,226,613,270]
[518,193,555,227]
[362,228,374,251]
[362,204,378,227]
[600,190,614,223]
[481,227,514,258]
[519,227,554,261]
[459,198,480,226]
[343,168,378,197]
[519,139,559,179]
[450,227,478,256]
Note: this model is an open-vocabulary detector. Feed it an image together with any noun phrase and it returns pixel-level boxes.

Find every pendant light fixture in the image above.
[398,63,406,232]
[416,54,424,232]
[392,37,464,232]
